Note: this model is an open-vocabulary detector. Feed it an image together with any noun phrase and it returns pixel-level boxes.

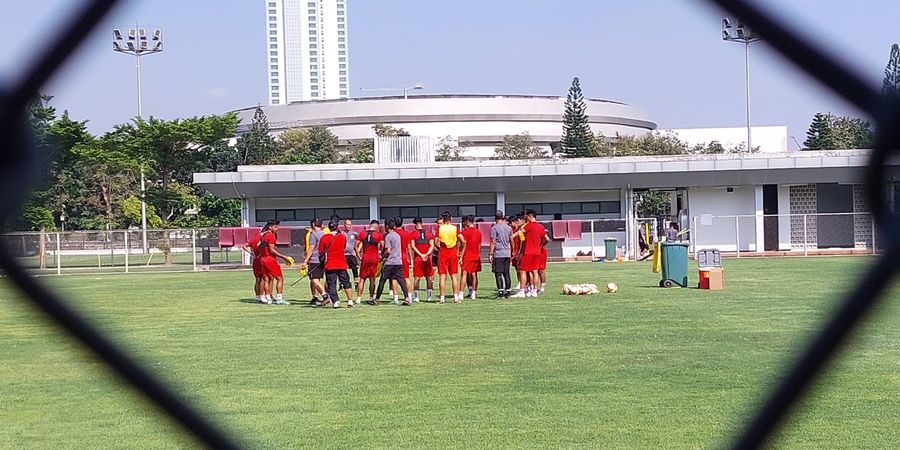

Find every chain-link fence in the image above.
[4,214,877,275]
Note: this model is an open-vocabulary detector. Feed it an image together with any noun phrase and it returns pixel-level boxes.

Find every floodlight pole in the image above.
[722,18,760,153]
[114,26,162,254]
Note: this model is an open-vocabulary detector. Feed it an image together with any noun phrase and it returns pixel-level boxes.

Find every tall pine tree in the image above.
[561,77,595,157]
[235,107,280,165]
[883,43,900,97]
[804,112,831,150]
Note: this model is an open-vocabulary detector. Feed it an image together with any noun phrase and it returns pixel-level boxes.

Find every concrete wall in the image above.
[690,187,758,252]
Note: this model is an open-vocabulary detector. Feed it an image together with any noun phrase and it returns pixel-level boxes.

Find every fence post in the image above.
[871,213,877,255]
[192,229,197,271]
[590,220,596,261]
[39,229,47,270]
[803,214,808,257]
[55,232,61,275]
[124,231,129,273]
[735,216,741,258]
[691,216,698,258]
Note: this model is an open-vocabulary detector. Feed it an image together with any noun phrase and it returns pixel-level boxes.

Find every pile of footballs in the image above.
[561,283,618,295]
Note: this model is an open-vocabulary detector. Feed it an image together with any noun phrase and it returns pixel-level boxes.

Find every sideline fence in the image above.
[3,212,879,276]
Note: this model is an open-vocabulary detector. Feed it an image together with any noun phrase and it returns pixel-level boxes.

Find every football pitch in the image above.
[2,257,900,448]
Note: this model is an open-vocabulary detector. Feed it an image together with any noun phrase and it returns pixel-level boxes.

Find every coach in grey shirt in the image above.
[489,211,514,298]
[373,218,411,305]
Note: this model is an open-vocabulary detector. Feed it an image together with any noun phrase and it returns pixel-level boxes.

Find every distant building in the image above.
[266,0,349,104]
[233,94,657,159]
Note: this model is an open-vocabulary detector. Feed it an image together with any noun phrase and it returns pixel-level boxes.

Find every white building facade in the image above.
[266,0,350,105]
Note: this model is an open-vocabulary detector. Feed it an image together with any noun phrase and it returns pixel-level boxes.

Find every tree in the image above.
[373,124,409,137]
[307,127,339,164]
[120,114,239,225]
[345,140,375,163]
[235,107,280,165]
[883,43,900,97]
[561,77,595,157]
[595,132,689,157]
[435,135,463,161]
[635,191,671,218]
[493,133,547,160]
[803,113,873,150]
[277,128,311,163]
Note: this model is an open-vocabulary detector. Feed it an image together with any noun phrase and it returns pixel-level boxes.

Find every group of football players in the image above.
[246,209,550,308]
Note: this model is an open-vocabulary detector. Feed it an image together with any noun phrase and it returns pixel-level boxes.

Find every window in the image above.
[269,9,276,14]
[340,83,347,89]
[338,51,346,56]
[338,37,345,42]
[561,203,581,214]
[310,65,318,70]
[270,51,277,56]
[580,202,600,214]
[270,37,277,42]
[476,205,496,217]
[542,203,562,215]
[270,64,278,69]
[309,16,316,22]
[311,92,319,97]
[269,16,276,21]
[337,10,345,16]
[338,24,345,29]
[309,29,317,35]
[270,44,277,49]
[270,58,278,63]
[338,44,345,49]
[419,206,439,218]
[257,209,276,221]
[380,207,400,219]
[272,100,280,105]
[340,90,348,96]
[600,201,621,214]
[310,58,318,62]
[310,78,318,83]
[307,1,315,6]
[337,3,345,8]
[271,72,278,77]
[271,79,278,84]
[309,44,317,49]
[309,51,317,56]
[310,71,318,77]
[310,37,317,42]
[271,85,279,91]
[276,210,294,221]
[339,70,346,75]
[339,57,346,62]
[308,9,316,14]
[339,64,346,69]
[268,2,276,6]
[339,77,346,82]
[269,23,277,29]
[338,30,345,35]
[269,30,277,35]
[338,17,345,22]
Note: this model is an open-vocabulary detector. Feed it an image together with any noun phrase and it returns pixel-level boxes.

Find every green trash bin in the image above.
[604,238,617,260]
[659,242,690,287]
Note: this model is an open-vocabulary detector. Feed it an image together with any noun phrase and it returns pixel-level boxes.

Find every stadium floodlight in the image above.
[722,16,761,153]
[112,25,164,254]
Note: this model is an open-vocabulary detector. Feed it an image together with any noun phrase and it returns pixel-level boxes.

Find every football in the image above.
[607,282,618,293]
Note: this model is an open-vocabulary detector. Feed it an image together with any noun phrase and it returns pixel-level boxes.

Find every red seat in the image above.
[248,227,261,243]
[218,228,234,248]
[551,221,567,240]
[403,223,416,234]
[276,227,291,245]
[477,222,493,246]
[232,228,250,247]
[352,225,367,235]
[567,220,583,240]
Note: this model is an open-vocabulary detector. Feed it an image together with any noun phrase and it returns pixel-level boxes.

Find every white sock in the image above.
[275,293,283,301]
[356,297,361,302]
[427,289,433,299]
[264,295,272,302]
[255,295,261,302]
[440,296,446,302]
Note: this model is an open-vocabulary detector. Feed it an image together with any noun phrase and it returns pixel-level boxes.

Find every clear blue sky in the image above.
[1,0,897,145]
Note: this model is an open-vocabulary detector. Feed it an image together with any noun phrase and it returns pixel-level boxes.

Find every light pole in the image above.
[113,26,162,254]
[722,18,760,153]
[359,82,424,99]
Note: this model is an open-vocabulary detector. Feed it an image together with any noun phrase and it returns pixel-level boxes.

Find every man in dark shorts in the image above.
[319,219,354,308]
[356,220,383,303]
[302,218,327,305]
[372,218,411,306]
[341,218,360,291]
[489,211,513,298]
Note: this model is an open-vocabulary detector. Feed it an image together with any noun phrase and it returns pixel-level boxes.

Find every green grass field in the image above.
[2,257,900,449]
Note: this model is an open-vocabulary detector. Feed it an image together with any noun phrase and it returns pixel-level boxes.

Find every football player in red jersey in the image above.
[459,215,483,299]
[355,220,384,303]
[257,220,294,304]
[410,217,435,302]
[243,223,271,304]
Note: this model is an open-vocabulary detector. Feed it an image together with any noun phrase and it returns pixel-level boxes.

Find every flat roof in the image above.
[195,150,899,199]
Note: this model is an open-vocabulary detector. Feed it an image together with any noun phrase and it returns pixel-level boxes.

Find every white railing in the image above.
[374,136,435,164]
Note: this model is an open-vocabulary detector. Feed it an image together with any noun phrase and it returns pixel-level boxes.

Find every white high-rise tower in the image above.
[266,0,349,104]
